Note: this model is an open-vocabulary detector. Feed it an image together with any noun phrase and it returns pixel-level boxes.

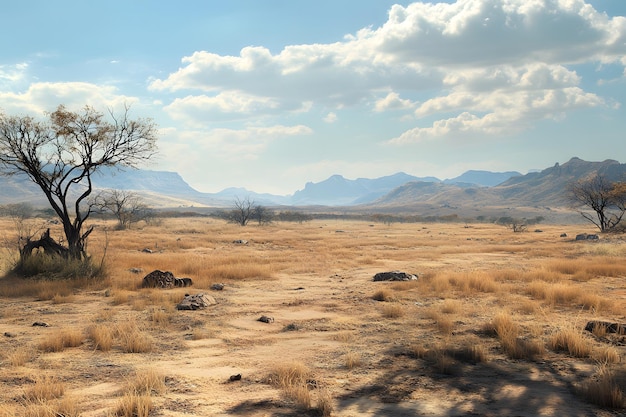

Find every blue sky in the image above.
[2,0,626,195]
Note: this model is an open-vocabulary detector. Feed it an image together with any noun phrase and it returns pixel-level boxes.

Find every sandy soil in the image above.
[1,222,625,417]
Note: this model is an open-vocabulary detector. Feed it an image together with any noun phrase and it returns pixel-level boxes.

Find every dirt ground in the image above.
[1,220,625,416]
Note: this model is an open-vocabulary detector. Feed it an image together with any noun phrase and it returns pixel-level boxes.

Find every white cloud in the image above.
[0,82,138,115]
[324,112,338,123]
[147,0,626,145]
[374,92,416,112]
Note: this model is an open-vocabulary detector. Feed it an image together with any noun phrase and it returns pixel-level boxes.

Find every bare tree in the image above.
[95,189,153,229]
[228,196,254,226]
[252,204,273,225]
[0,105,158,263]
[569,174,626,232]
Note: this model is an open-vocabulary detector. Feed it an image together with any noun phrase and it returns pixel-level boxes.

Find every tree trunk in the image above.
[20,229,69,259]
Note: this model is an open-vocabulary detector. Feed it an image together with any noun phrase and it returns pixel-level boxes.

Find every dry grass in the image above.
[381,303,404,319]
[38,328,84,352]
[345,351,363,369]
[579,365,625,409]
[371,288,395,302]
[111,392,152,417]
[549,328,593,358]
[23,376,65,402]
[269,361,313,410]
[0,219,625,416]
[124,368,166,395]
[88,323,114,351]
[6,347,36,367]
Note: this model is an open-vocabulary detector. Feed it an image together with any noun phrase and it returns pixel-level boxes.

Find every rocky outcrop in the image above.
[373,271,418,282]
[141,270,176,288]
[176,293,217,310]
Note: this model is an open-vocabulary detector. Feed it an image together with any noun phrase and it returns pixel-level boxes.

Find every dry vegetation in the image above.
[0,217,625,416]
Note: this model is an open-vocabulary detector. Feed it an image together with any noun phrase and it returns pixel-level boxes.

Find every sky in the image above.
[1,0,626,195]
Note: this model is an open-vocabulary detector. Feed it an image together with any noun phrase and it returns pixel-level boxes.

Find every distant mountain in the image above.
[444,170,521,187]
[371,157,626,210]
[1,158,623,213]
[291,172,439,206]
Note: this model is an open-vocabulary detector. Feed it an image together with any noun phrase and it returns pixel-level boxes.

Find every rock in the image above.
[142,270,176,288]
[584,320,626,335]
[373,271,418,282]
[229,374,242,382]
[210,283,225,291]
[141,248,153,253]
[176,293,217,310]
[258,315,274,323]
[129,267,143,274]
[32,322,49,327]
[174,277,193,287]
[575,233,599,241]
[560,233,567,238]
[4,332,16,337]
[233,239,248,244]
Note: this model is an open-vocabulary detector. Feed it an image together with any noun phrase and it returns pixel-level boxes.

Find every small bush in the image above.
[345,351,362,370]
[38,329,83,352]
[125,369,166,396]
[372,288,395,302]
[88,324,114,351]
[113,391,152,417]
[24,376,65,402]
[579,366,624,409]
[549,328,592,358]
[381,304,404,319]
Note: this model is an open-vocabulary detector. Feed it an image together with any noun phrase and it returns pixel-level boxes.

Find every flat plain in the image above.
[0,217,625,416]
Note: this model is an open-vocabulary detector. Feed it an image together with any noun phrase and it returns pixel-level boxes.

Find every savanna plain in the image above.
[0,217,625,417]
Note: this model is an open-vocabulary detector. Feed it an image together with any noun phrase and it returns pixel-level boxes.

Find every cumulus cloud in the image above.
[324,112,338,123]
[159,124,313,164]
[0,82,138,115]
[148,0,625,140]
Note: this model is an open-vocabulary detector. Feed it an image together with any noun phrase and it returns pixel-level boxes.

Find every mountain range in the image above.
[1,158,624,219]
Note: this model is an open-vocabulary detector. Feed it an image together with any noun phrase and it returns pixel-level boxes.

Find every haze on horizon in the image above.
[1,0,626,195]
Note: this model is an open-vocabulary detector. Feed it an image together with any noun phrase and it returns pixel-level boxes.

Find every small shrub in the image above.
[579,365,624,409]
[24,376,65,402]
[345,351,362,370]
[316,388,334,417]
[381,304,404,319]
[372,288,394,302]
[549,328,592,358]
[7,348,35,366]
[593,346,621,364]
[125,369,166,395]
[88,324,114,352]
[113,391,152,417]
[269,361,312,409]
[38,329,83,352]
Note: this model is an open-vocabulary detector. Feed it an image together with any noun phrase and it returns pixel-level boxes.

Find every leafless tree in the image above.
[0,104,158,262]
[95,189,153,229]
[252,204,273,225]
[569,174,626,232]
[229,196,254,226]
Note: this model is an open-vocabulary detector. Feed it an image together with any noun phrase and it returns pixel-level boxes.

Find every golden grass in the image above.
[549,328,593,358]
[579,365,625,408]
[269,361,312,410]
[88,323,114,351]
[1,219,625,415]
[381,303,404,319]
[124,368,166,395]
[23,376,65,402]
[6,347,36,367]
[38,328,84,352]
[111,392,152,417]
[345,351,363,369]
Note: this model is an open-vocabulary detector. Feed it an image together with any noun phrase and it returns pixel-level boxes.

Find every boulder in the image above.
[584,320,626,335]
[174,277,193,287]
[373,271,418,282]
[576,233,599,241]
[176,293,217,310]
[142,270,176,288]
